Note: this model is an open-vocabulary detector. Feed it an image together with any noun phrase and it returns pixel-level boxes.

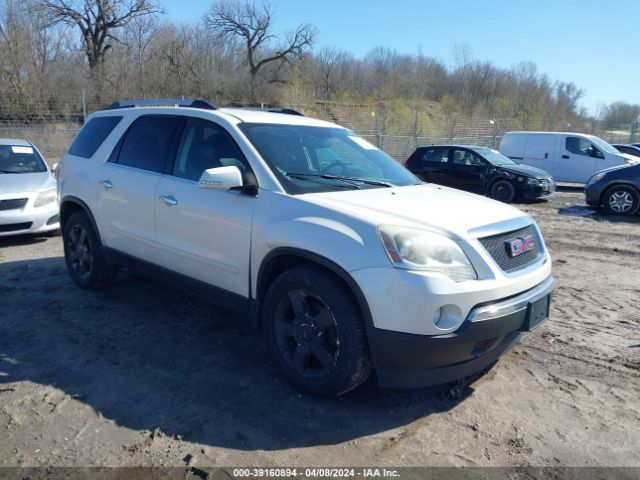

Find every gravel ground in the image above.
[0,189,638,468]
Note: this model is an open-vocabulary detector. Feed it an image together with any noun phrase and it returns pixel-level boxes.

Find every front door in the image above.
[449,149,486,194]
[559,136,597,183]
[154,117,256,297]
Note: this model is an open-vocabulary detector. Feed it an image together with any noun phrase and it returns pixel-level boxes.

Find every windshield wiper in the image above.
[333,176,395,187]
[285,173,361,189]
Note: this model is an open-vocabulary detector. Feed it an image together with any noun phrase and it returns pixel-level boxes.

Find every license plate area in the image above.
[522,294,551,331]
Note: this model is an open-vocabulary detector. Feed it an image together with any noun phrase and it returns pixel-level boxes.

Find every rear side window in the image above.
[113,115,184,173]
[69,116,122,158]
[422,147,449,163]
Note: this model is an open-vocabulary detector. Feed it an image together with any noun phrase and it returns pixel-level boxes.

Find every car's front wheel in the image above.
[490,180,516,203]
[63,211,116,289]
[602,185,639,216]
[262,266,372,397]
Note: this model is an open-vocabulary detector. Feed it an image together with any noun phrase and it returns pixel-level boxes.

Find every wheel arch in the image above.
[599,181,640,206]
[60,196,101,242]
[254,247,374,329]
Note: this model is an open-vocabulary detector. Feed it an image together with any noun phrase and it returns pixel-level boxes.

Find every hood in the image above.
[0,171,55,194]
[619,153,640,164]
[500,163,552,179]
[593,163,637,177]
[303,184,530,240]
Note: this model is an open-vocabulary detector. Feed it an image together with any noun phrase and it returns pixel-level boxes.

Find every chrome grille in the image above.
[479,225,542,273]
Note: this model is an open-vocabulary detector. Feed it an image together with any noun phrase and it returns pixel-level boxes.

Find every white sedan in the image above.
[0,139,59,237]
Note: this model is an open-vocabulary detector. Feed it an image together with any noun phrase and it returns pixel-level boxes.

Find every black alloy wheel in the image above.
[490,180,516,203]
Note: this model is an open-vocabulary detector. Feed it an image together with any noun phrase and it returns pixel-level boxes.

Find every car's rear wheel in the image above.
[263,266,372,397]
[490,180,516,203]
[602,185,639,216]
[63,211,116,289]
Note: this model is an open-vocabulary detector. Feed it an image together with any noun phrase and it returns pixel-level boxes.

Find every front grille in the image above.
[479,225,542,273]
[0,198,28,211]
[0,222,32,233]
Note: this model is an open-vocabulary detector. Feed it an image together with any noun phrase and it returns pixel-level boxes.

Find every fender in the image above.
[254,247,374,328]
[60,196,102,243]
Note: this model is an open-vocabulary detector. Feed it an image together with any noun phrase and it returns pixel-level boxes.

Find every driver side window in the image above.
[565,137,602,158]
[452,149,483,166]
[173,118,249,182]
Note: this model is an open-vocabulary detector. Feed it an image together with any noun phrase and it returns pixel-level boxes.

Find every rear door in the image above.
[559,135,597,183]
[97,115,185,263]
[522,134,556,174]
[154,117,256,297]
[411,147,451,185]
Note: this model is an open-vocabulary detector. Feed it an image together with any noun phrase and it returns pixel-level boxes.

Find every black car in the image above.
[612,144,640,159]
[404,145,555,203]
[585,163,640,216]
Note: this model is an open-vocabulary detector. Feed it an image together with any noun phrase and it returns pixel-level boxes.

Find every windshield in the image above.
[0,144,47,173]
[473,147,516,166]
[238,123,420,194]
[589,136,619,155]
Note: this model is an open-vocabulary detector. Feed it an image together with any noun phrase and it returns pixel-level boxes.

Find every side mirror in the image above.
[51,162,59,172]
[198,166,243,191]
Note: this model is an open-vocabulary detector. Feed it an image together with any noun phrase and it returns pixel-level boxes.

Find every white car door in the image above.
[154,117,256,297]
[97,114,185,263]
[558,135,596,183]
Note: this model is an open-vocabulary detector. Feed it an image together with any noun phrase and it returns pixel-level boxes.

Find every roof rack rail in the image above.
[223,104,305,116]
[104,99,217,110]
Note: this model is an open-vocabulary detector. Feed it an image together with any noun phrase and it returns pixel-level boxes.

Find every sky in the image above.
[160,0,639,115]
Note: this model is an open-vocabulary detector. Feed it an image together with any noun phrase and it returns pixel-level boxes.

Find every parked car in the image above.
[585,163,640,216]
[499,131,638,183]
[0,138,59,237]
[57,99,554,396]
[612,144,640,159]
[404,145,555,203]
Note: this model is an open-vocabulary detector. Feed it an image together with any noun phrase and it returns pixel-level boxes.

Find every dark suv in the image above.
[405,145,555,203]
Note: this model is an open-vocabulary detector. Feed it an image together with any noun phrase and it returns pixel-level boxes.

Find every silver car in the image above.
[0,139,59,237]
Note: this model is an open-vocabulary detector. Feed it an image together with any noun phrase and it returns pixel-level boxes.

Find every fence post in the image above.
[631,123,638,144]
[81,89,87,123]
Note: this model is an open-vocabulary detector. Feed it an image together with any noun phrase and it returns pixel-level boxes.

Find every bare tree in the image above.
[36,0,162,75]
[204,0,315,100]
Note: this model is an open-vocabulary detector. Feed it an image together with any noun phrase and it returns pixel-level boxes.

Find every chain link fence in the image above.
[0,93,637,163]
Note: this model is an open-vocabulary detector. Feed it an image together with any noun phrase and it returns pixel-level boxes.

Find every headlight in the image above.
[586,172,606,186]
[34,188,56,207]
[378,225,477,282]
[526,177,541,186]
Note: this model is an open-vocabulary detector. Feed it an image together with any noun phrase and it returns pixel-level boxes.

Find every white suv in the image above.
[57,100,553,396]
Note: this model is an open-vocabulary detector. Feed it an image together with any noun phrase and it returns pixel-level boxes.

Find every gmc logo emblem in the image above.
[506,234,535,257]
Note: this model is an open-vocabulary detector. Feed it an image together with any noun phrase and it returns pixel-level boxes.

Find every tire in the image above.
[602,185,640,216]
[62,211,116,289]
[262,265,372,397]
[489,180,516,203]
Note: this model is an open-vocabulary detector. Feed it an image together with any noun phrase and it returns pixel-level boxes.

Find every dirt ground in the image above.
[0,189,638,469]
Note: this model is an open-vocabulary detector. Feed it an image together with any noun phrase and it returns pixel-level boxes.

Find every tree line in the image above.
[1,0,638,128]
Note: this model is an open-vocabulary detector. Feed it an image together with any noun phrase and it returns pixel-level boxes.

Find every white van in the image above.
[499,132,638,183]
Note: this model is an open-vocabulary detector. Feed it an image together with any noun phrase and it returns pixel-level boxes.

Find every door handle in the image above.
[99,179,113,189]
[159,194,178,206]
[561,155,570,159]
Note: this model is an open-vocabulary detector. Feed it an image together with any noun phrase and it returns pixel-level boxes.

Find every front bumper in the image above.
[520,181,556,200]
[585,184,603,207]
[368,276,554,388]
[0,194,59,237]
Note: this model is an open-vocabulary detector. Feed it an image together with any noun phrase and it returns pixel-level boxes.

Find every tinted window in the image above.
[422,148,449,163]
[566,137,600,157]
[173,118,249,181]
[115,115,184,173]
[69,116,122,158]
[452,149,483,166]
[0,144,47,173]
